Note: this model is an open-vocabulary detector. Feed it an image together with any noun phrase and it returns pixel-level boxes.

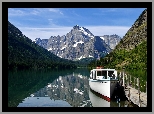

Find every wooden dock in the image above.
[118,71,147,107]
[125,86,147,107]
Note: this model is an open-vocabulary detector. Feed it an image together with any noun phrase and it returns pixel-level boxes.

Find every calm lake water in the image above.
[8,68,147,107]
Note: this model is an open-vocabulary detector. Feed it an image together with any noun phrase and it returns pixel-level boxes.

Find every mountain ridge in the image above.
[115,9,147,51]
[8,21,77,70]
[35,25,121,61]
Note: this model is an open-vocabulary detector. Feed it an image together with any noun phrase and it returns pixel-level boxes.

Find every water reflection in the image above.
[18,71,92,107]
[8,69,68,107]
[17,69,131,107]
[89,88,127,107]
[18,97,72,107]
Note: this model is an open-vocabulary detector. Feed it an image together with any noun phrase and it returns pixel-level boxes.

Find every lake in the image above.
[8,68,146,107]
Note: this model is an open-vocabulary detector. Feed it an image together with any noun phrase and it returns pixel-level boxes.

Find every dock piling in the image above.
[130,75,131,86]
[128,88,130,104]
[123,71,125,88]
[146,81,147,94]
[134,77,135,88]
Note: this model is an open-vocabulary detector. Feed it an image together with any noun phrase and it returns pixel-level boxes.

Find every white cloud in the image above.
[48,8,63,15]
[99,8,118,12]
[8,8,27,16]
[48,8,59,12]
[48,19,53,21]
[8,8,40,16]
[8,8,64,17]
[17,25,130,41]
[31,10,40,15]
[18,27,72,41]
[85,26,130,38]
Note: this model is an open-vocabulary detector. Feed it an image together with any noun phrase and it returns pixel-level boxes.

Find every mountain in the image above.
[88,9,147,69]
[115,9,147,50]
[8,21,77,70]
[99,34,121,49]
[35,25,111,61]
[34,38,48,49]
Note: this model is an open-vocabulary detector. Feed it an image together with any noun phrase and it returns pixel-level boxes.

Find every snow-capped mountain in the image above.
[99,34,121,49]
[35,25,111,61]
[34,38,48,49]
[100,34,121,49]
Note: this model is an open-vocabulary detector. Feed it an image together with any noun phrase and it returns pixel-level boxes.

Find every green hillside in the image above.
[8,21,77,70]
[88,9,147,70]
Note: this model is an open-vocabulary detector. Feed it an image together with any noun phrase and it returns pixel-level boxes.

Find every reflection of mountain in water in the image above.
[31,73,92,107]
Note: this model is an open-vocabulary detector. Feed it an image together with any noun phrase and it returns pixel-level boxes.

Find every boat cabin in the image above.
[90,69,117,80]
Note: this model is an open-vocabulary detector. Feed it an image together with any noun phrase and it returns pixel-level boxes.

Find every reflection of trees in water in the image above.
[8,69,63,107]
[33,73,92,107]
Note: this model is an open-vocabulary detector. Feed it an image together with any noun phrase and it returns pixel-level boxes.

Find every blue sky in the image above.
[8,8,146,41]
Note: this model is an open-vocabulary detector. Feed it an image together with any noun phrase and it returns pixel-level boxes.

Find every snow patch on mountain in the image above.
[77,55,86,60]
[73,41,84,47]
[61,45,67,50]
[48,48,52,51]
[100,36,104,40]
[89,55,94,58]
[79,27,94,38]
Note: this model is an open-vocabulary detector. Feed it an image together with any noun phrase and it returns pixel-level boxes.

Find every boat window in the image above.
[93,71,97,80]
[108,71,115,78]
[97,71,102,76]
[97,71,107,79]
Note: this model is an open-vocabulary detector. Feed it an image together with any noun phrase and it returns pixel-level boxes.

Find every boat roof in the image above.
[91,69,116,71]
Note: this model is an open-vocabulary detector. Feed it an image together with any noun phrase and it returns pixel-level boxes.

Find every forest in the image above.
[88,40,147,70]
[8,21,77,70]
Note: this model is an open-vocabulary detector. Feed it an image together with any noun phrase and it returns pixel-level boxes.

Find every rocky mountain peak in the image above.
[35,26,113,61]
[70,25,94,40]
[73,25,80,30]
[34,38,41,42]
[99,34,121,49]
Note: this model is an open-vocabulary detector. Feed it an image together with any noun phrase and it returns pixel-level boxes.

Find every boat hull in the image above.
[89,88,110,107]
[89,79,117,99]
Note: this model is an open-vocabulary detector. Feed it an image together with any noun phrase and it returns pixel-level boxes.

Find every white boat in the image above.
[89,67,118,101]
